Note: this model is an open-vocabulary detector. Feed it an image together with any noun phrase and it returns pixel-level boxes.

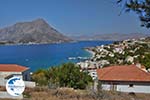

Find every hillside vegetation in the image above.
[31,63,93,89]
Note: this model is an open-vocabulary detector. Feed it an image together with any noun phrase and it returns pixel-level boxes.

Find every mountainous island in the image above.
[0,18,71,45]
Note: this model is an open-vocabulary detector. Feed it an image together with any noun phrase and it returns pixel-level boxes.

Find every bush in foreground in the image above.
[32,62,93,89]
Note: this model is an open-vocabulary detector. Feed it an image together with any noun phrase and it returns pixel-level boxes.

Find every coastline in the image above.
[0,41,76,46]
[84,48,95,58]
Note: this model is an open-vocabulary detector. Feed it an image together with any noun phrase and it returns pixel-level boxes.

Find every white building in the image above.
[97,65,150,93]
[77,61,89,69]
[0,64,35,87]
[125,56,134,64]
[113,47,124,54]
[88,69,97,80]
[81,64,98,80]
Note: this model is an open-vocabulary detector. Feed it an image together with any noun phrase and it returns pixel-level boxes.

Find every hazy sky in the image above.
[0,0,149,35]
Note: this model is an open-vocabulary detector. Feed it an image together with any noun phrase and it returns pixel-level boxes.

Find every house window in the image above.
[23,74,28,81]
[129,84,134,87]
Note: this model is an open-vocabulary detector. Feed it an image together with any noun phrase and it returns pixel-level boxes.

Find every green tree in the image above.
[31,69,48,86]
[32,63,93,89]
[118,0,150,28]
[56,63,93,89]
[140,54,150,69]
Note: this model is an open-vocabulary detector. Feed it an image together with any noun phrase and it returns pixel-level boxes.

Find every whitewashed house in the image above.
[125,56,134,64]
[113,47,124,54]
[97,65,150,93]
[81,65,97,80]
[0,64,35,87]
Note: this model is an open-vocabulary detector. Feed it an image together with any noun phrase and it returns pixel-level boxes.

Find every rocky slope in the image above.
[0,18,71,44]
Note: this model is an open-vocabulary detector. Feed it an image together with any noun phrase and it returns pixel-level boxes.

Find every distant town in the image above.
[78,37,150,80]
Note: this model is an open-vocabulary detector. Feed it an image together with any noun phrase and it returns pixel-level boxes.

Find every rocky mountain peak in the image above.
[32,18,48,24]
[0,18,72,44]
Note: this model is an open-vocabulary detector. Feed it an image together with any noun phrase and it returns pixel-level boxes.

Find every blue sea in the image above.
[0,41,113,71]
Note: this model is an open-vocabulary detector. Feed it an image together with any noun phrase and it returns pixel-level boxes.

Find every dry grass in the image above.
[1,87,150,100]
[22,87,150,100]
[0,86,6,91]
[23,87,94,100]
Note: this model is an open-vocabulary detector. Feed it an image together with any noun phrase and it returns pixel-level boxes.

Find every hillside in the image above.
[84,37,150,69]
[0,18,71,44]
[72,33,150,41]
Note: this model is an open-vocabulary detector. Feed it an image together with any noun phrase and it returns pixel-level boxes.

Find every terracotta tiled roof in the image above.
[0,64,29,72]
[97,65,150,82]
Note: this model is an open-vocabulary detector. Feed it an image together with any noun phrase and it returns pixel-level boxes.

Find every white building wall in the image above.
[0,78,6,86]
[0,70,35,87]
[0,72,21,78]
[102,84,111,90]
[101,84,150,93]
[0,70,30,81]
[117,85,150,93]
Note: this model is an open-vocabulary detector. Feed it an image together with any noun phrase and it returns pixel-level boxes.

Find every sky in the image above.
[0,0,149,36]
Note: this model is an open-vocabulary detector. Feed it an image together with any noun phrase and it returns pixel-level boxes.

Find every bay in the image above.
[0,41,113,71]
